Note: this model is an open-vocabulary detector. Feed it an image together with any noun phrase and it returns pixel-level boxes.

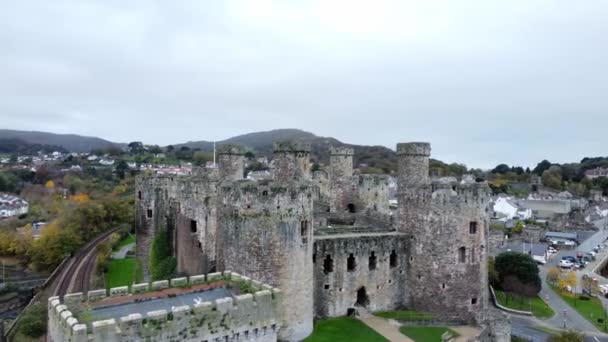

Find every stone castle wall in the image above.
[48,272,280,342]
[313,233,408,317]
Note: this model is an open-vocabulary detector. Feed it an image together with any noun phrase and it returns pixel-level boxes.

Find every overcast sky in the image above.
[1,1,607,168]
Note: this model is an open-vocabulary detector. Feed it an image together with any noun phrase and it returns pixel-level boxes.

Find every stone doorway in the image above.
[356,286,369,307]
[347,203,356,213]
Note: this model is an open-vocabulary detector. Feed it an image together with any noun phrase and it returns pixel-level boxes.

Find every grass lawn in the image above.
[303,317,388,342]
[375,310,433,321]
[550,284,608,332]
[494,289,555,319]
[400,326,459,342]
[105,258,135,289]
[113,233,135,251]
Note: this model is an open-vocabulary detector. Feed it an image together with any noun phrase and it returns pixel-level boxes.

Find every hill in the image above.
[0,129,124,153]
[0,138,68,155]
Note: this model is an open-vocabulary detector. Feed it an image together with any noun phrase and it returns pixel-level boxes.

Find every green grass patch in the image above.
[105,258,135,289]
[550,284,608,332]
[113,233,135,251]
[400,326,459,342]
[303,317,388,342]
[374,310,433,321]
[494,290,555,319]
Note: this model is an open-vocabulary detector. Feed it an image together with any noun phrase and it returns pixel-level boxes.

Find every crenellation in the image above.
[110,286,129,297]
[87,289,107,301]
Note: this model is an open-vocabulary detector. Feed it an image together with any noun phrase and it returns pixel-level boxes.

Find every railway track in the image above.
[54,226,121,297]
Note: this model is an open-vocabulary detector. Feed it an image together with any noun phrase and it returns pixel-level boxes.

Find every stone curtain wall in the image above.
[313,234,408,317]
[48,271,280,342]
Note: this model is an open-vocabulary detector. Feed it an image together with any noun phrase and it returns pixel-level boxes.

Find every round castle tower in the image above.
[217,144,245,181]
[396,142,489,323]
[218,144,314,342]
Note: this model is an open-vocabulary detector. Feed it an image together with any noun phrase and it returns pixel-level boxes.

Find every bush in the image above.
[18,303,47,338]
[149,232,176,280]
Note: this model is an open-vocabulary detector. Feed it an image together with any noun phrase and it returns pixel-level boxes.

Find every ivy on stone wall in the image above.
[149,232,176,280]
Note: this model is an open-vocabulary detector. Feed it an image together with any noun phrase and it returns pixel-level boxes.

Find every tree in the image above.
[533,160,553,175]
[558,271,578,292]
[115,160,129,179]
[193,151,212,166]
[244,151,255,160]
[542,166,563,190]
[548,330,584,342]
[512,221,524,234]
[45,180,55,189]
[581,275,600,296]
[492,164,511,174]
[488,257,499,287]
[128,141,145,154]
[495,252,541,295]
[546,267,561,285]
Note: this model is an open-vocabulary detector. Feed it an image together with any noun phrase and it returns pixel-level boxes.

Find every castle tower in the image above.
[217,144,245,180]
[329,146,354,179]
[273,141,311,182]
[396,142,489,323]
[217,181,314,341]
[396,142,432,233]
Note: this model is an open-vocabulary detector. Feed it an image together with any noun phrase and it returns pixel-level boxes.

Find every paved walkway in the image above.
[450,326,480,341]
[356,308,414,342]
[112,242,135,259]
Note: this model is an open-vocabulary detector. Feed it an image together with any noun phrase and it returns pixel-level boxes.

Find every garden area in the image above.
[494,289,555,318]
[303,317,388,342]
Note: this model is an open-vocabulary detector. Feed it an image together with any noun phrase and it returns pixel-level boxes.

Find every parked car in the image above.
[562,256,577,263]
[584,255,594,262]
[547,247,557,254]
[559,259,574,268]
[575,261,586,269]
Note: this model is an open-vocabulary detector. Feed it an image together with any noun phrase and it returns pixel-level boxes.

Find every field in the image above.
[303,317,388,342]
[104,258,135,289]
[400,326,459,342]
[494,289,555,319]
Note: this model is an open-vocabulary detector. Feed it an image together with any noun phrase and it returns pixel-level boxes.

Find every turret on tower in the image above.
[217,144,245,181]
[273,141,311,182]
[329,146,354,179]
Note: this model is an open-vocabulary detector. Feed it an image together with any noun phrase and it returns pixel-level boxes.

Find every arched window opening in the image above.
[323,255,334,273]
[389,250,398,268]
[368,252,377,270]
[347,253,356,272]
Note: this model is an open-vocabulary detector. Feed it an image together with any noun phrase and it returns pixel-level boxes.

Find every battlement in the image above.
[217,144,245,155]
[330,146,354,156]
[358,174,390,186]
[273,141,311,153]
[431,180,490,208]
[48,271,281,342]
[396,142,431,156]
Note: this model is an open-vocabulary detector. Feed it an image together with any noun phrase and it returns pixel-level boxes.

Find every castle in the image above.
[129,141,509,341]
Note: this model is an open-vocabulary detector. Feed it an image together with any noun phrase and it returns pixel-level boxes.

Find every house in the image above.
[544,231,578,242]
[0,194,29,218]
[491,196,532,221]
[585,167,608,180]
[87,155,99,161]
[99,159,115,166]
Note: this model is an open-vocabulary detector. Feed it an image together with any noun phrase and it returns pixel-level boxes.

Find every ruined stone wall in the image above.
[357,175,391,214]
[313,234,408,318]
[48,272,280,342]
[312,170,329,202]
[272,142,311,182]
[136,170,219,280]
[217,180,314,342]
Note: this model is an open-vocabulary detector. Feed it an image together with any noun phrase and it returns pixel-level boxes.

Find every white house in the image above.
[492,196,532,221]
[0,194,29,218]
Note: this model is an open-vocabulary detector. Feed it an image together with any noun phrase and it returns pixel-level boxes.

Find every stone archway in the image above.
[356,286,369,307]
[347,203,356,213]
